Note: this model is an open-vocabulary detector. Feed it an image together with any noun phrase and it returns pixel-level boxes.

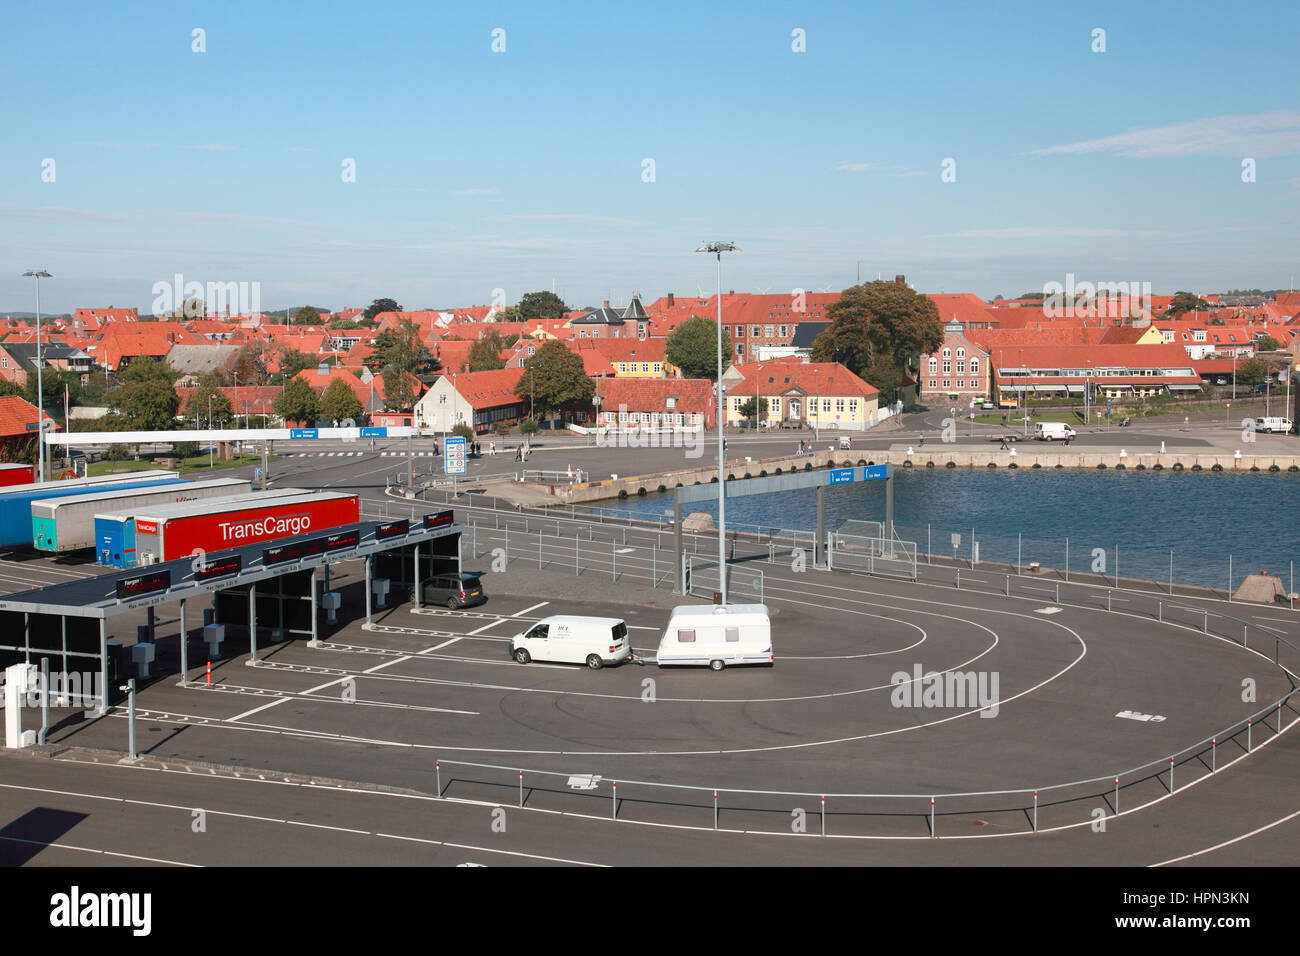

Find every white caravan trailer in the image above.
[510,616,632,669]
[655,604,773,671]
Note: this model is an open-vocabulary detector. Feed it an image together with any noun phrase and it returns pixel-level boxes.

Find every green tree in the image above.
[517,291,568,320]
[1256,334,1283,352]
[518,417,539,437]
[452,422,475,442]
[277,347,318,380]
[274,377,319,425]
[292,306,321,326]
[738,396,770,423]
[492,420,511,437]
[494,306,522,323]
[185,375,233,427]
[1235,358,1269,387]
[111,357,180,430]
[517,341,592,415]
[368,317,436,377]
[813,281,944,395]
[665,315,732,380]
[329,316,361,330]
[381,368,418,412]
[467,330,506,371]
[318,378,363,423]
[1165,291,1213,317]
[363,297,402,321]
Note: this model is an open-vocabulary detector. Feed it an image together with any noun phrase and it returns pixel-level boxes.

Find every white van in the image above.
[1034,422,1076,441]
[655,604,773,671]
[1255,417,1293,434]
[510,616,632,669]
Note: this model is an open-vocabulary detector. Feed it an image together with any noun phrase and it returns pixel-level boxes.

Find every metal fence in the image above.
[685,556,765,603]
[828,526,918,581]
[896,521,1299,603]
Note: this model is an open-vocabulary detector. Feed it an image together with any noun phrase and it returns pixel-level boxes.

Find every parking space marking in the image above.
[422,637,463,654]
[467,621,506,635]
[514,602,549,616]
[228,675,350,722]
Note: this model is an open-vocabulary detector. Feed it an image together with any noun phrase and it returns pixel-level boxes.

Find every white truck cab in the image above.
[655,603,773,671]
[511,615,632,669]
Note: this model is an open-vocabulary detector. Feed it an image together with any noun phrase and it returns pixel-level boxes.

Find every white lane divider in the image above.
[1116,710,1166,722]
[514,602,549,616]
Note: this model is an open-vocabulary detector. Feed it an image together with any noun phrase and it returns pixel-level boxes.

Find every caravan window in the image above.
[677,629,696,643]
[725,627,740,643]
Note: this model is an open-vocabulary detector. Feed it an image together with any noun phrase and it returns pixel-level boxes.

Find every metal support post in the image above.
[365,555,373,625]
[248,583,257,662]
[124,678,137,760]
[178,599,188,684]
[38,657,49,746]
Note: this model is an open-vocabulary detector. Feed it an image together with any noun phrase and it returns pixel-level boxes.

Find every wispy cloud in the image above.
[0,205,318,229]
[834,161,874,172]
[928,226,1171,240]
[1033,111,1300,159]
[185,144,240,152]
[451,186,501,196]
[484,213,640,226]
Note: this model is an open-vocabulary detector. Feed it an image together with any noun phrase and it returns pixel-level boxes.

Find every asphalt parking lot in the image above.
[0,443,1295,865]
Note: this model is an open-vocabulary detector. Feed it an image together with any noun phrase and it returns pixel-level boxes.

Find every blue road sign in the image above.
[828,468,855,485]
[445,436,467,476]
[289,428,319,439]
[863,464,890,481]
[360,427,387,438]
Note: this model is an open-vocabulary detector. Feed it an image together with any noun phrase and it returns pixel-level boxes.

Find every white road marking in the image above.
[227,674,350,722]
[1035,607,1063,615]
[1152,808,1300,866]
[0,833,199,867]
[514,602,549,616]
[363,656,411,674]
[421,637,464,654]
[467,621,505,635]
[1116,710,1166,722]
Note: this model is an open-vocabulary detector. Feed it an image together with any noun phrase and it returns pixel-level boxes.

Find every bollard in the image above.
[206,660,211,687]
[1055,582,1059,604]
[1203,610,1208,633]
[1158,600,1162,623]
[518,770,523,807]
[1212,739,1216,772]
[1107,591,1112,612]
[1033,791,1037,832]
[955,571,960,589]
[930,797,936,838]
[612,781,617,820]
[1243,625,1247,649]
[1005,575,1010,597]
[713,790,718,830]
[1114,777,1119,814]
[1170,758,1175,793]
[821,795,826,836]
[436,761,441,796]
[1248,720,1252,752]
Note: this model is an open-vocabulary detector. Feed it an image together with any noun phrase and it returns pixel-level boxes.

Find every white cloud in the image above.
[834,161,874,172]
[485,214,640,226]
[0,205,318,229]
[185,144,240,152]
[1033,111,1300,159]
[451,187,501,196]
[928,226,1171,240]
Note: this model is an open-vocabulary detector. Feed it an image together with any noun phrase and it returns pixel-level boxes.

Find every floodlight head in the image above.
[695,242,740,254]
[22,270,52,279]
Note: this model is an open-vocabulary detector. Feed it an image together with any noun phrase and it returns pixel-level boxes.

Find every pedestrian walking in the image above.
[489,439,495,456]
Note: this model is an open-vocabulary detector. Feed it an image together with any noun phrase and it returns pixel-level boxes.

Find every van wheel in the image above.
[513,648,531,664]
[709,659,725,672]
[585,654,604,670]
[446,597,460,610]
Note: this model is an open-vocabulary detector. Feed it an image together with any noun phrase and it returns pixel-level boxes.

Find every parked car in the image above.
[424,572,486,609]
[980,401,996,410]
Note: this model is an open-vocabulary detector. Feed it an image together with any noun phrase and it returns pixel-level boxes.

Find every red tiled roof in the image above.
[727,360,879,398]
[0,395,55,438]
[448,368,525,410]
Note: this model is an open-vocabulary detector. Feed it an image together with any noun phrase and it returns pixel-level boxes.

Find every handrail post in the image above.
[1248,719,1252,752]
[713,790,718,830]
[519,770,523,807]
[1114,777,1119,814]
[612,781,617,820]
[1212,738,1216,772]
[1033,791,1037,832]
[930,797,936,838]
[820,795,825,836]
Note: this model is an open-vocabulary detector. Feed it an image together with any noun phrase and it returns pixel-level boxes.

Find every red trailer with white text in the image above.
[0,464,35,487]
[130,491,360,564]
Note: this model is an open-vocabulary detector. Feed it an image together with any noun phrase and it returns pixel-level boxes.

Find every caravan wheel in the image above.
[709,659,725,672]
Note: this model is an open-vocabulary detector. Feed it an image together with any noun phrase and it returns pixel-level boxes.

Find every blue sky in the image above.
[2,0,1298,314]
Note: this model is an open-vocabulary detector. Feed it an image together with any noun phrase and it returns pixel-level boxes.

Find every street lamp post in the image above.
[22,270,52,482]
[696,241,740,605]
[813,367,821,441]
[208,395,214,469]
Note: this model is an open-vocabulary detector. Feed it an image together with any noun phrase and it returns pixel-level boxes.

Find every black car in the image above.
[424,572,486,609]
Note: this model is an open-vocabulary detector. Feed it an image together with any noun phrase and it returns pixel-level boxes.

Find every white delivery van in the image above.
[510,616,632,669]
[655,604,773,671]
[1034,422,1076,441]
[1255,417,1293,434]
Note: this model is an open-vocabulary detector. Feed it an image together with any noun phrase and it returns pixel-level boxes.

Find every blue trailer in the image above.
[0,472,180,549]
